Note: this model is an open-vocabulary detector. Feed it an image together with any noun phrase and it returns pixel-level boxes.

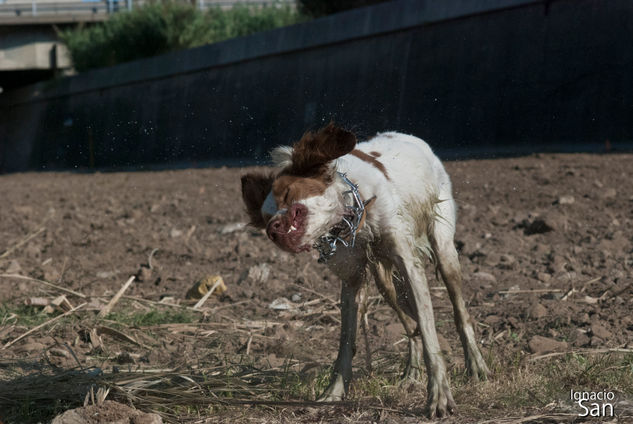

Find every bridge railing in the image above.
[0,0,294,23]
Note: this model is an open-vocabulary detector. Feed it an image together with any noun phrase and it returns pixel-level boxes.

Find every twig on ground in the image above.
[290,282,338,305]
[58,257,69,284]
[478,414,576,424]
[97,325,148,349]
[193,278,224,310]
[580,276,601,292]
[0,273,87,298]
[245,334,253,355]
[529,347,633,361]
[184,225,196,243]
[560,287,576,301]
[498,289,562,295]
[2,302,86,349]
[98,276,135,318]
[610,282,633,298]
[0,227,45,259]
[148,248,159,270]
[63,341,85,371]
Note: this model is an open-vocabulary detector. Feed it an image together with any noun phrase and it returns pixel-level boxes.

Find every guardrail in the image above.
[0,0,294,23]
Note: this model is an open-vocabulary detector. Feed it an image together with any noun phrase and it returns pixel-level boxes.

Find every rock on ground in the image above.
[51,401,162,424]
[528,335,568,354]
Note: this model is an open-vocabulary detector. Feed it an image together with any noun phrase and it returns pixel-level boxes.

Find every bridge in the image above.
[0,0,293,91]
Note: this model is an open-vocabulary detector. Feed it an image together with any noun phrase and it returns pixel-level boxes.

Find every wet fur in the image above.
[240,124,490,418]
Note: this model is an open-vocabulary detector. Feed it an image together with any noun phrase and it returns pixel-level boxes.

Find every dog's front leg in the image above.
[317,278,362,401]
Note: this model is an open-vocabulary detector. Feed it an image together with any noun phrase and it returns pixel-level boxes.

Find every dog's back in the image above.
[336,132,457,245]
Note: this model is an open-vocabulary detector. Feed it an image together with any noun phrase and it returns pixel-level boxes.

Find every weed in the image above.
[1,303,59,327]
[104,308,196,327]
[58,2,307,71]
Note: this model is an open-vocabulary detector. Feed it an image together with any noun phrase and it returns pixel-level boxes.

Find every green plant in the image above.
[58,2,305,71]
[105,308,195,326]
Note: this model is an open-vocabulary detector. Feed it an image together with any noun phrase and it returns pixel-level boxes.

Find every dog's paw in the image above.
[426,375,456,419]
[466,347,490,382]
[317,374,346,402]
[400,362,422,382]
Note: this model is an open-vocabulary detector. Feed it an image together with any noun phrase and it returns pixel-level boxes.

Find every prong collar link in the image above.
[314,172,367,264]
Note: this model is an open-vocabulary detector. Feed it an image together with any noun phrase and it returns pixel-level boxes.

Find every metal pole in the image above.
[31,0,36,16]
[127,0,131,11]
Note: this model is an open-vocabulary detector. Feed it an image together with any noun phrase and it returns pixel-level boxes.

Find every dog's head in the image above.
[241,123,357,253]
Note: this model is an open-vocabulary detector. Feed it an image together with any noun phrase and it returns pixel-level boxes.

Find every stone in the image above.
[471,271,497,283]
[590,323,612,340]
[51,400,162,424]
[484,314,501,325]
[238,263,270,285]
[528,335,568,354]
[536,272,552,282]
[497,254,517,270]
[557,195,575,205]
[602,188,617,199]
[574,329,590,347]
[219,222,246,234]
[528,303,547,319]
[6,259,21,274]
[136,266,152,282]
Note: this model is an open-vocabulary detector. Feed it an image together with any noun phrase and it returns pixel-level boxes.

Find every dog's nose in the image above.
[266,218,283,240]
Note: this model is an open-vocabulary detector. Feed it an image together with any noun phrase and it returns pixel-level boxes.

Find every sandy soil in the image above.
[0,153,631,423]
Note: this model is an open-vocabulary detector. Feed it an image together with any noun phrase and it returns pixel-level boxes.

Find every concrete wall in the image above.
[1,0,632,172]
[0,26,71,71]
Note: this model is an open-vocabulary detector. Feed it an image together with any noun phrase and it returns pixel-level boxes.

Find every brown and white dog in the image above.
[241,124,489,418]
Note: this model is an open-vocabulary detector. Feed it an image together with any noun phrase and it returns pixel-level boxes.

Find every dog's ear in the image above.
[241,172,275,228]
[289,123,356,174]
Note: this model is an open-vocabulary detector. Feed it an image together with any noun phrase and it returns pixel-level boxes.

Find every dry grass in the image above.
[1,278,632,422]
[1,329,632,423]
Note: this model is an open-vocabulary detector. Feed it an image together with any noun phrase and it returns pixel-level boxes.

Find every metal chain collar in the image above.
[314,172,366,264]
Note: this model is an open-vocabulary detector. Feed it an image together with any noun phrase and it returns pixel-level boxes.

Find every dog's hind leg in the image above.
[371,262,422,381]
[317,274,364,401]
[431,201,490,381]
[390,235,456,418]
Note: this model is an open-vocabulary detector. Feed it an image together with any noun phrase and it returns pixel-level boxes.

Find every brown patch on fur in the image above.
[241,172,275,228]
[357,195,376,230]
[288,123,356,176]
[369,151,381,157]
[265,123,357,207]
[350,149,390,180]
[272,174,328,210]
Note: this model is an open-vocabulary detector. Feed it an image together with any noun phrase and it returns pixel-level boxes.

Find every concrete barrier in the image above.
[1,0,632,172]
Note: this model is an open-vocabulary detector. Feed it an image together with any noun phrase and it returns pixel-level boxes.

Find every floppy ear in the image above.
[241,173,275,228]
[289,123,356,174]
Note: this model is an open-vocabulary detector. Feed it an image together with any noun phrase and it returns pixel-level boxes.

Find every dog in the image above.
[240,123,489,418]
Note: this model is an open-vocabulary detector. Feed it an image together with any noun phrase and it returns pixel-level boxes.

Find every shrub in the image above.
[59,2,304,72]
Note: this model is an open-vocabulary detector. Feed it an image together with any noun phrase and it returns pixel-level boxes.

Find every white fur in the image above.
[270,145,293,169]
[262,132,489,418]
[295,183,347,245]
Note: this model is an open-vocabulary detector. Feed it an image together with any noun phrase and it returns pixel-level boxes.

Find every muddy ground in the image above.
[0,153,632,423]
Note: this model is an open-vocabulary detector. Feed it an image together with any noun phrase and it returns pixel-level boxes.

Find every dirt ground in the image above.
[0,153,632,423]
